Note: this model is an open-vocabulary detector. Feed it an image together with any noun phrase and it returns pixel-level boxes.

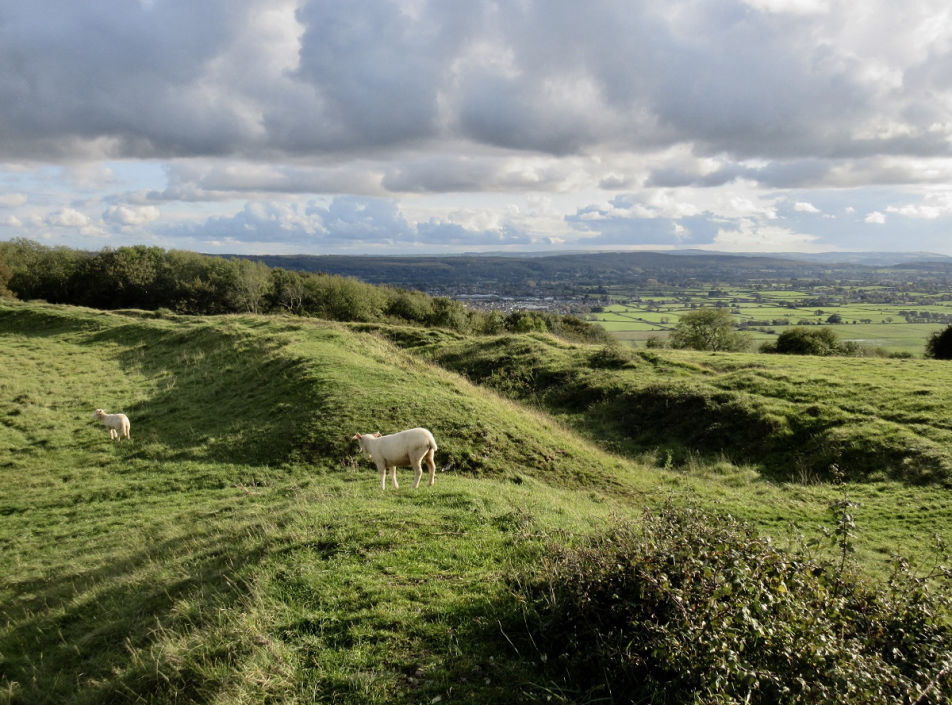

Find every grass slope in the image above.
[2,302,950,703]
[392,329,952,485]
[0,302,654,704]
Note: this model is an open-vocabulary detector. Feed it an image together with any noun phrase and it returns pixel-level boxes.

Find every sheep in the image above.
[93,408,131,441]
[350,427,438,489]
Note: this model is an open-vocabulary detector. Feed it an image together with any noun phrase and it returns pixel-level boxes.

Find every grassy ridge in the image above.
[389,330,952,485]
[0,302,646,704]
[2,302,951,703]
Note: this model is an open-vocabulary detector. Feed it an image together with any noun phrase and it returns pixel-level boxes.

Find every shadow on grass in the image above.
[0,305,110,338]
[83,323,319,467]
[1,525,275,704]
[394,591,574,705]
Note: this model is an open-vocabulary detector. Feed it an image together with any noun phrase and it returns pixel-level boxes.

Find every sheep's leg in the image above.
[377,461,387,490]
[412,458,423,489]
[109,428,118,441]
[425,449,436,486]
[390,466,399,489]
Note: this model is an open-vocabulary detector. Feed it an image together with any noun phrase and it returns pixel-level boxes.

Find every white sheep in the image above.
[350,427,438,489]
[93,408,131,441]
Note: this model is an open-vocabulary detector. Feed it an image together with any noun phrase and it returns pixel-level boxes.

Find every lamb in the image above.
[93,408,131,441]
[350,427,438,489]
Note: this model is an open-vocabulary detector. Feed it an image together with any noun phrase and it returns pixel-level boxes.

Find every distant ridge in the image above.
[701,250,952,266]
[222,249,952,293]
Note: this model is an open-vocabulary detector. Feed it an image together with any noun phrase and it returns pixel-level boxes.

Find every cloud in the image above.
[885,191,952,219]
[0,0,950,168]
[164,196,535,251]
[103,204,160,226]
[710,219,824,252]
[0,193,27,207]
[4,1,952,256]
[45,208,90,228]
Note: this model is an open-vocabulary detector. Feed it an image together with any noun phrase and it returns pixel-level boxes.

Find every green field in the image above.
[593,288,952,354]
[3,301,951,703]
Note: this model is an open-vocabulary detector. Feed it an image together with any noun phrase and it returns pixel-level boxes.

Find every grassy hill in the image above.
[2,302,951,703]
[386,330,952,485]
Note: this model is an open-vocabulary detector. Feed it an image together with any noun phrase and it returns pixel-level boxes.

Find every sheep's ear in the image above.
[374,431,382,437]
[350,433,361,440]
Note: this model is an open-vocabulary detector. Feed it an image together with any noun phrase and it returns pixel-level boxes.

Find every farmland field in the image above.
[591,285,952,354]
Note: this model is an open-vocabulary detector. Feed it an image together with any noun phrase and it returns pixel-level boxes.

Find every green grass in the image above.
[2,301,951,703]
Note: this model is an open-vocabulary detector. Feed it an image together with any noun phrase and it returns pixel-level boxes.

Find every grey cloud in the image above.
[2,0,951,179]
[153,162,385,201]
[0,0,253,159]
[381,155,571,193]
[284,0,470,151]
[648,160,833,189]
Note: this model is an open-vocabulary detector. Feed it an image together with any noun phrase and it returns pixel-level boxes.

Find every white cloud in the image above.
[45,208,90,228]
[794,201,820,213]
[0,193,27,207]
[885,191,952,219]
[103,204,160,226]
[742,0,830,15]
[710,219,823,252]
[865,211,887,224]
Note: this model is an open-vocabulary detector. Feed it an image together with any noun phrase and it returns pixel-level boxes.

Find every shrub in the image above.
[762,326,857,356]
[588,343,632,369]
[925,325,952,360]
[515,504,952,704]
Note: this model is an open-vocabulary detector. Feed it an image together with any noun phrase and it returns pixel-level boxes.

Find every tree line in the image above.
[0,239,609,343]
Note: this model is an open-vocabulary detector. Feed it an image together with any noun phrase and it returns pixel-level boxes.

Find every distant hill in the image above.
[223,250,952,293]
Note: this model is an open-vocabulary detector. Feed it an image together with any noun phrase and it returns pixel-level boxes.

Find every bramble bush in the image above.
[514,502,952,704]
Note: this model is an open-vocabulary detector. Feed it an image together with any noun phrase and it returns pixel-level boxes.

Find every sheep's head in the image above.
[93,409,105,420]
[351,432,372,456]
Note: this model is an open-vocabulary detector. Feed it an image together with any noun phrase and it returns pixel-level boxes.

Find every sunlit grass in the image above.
[3,301,951,704]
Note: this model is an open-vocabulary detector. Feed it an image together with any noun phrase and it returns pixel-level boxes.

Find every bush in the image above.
[762,326,857,356]
[588,343,632,369]
[515,504,952,704]
[926,325,952,360]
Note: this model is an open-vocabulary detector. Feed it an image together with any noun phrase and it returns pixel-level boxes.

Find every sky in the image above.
[2,0,952,256]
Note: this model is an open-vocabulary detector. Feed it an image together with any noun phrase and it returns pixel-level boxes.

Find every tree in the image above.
[826,313,843,324]
[925,325,952,359]
[0,247,13,298]
[670,307,749,352]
